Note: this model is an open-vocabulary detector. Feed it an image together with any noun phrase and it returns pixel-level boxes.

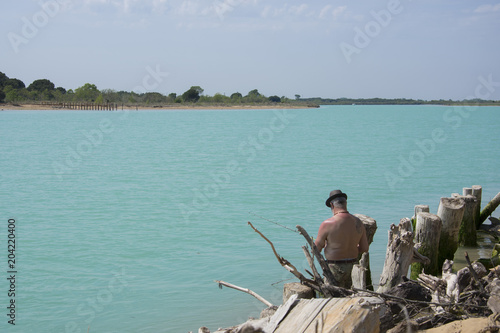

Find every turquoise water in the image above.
[0,105,499,332]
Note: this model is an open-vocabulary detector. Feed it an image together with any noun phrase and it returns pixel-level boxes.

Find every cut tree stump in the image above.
[453,194,478,246]
[353,214,377,290]
[411,212,442,278]
[378,218,415,293]
[437,197,466,270]
[283,282,314,303]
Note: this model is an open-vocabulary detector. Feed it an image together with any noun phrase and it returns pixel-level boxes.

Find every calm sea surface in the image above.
[1,105,499,332]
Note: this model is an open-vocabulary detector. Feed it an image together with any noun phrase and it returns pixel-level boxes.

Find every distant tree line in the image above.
[0,72,289,106]
[298,97,500,106]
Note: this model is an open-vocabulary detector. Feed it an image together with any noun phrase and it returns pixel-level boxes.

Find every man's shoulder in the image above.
[322,216,336,224]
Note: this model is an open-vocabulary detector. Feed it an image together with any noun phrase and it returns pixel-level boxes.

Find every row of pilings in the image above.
[38,102,119,110]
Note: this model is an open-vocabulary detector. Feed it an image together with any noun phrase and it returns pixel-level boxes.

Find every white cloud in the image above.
[473,3,500,13]
[332,5,347,19]
[319,5,333,19]
[289,4,308,16]
[319,4,346,19]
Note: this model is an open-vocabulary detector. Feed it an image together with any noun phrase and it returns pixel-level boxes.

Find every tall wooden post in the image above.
[411,212,442,278]
[377,218,414,293]
[453,194,478,246]
[352,214,377,290]
[472,185,483,229]
[412,204,429,230]
[437,197,465,270]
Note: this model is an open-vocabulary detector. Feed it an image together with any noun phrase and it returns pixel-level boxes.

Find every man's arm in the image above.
[315,222,328,252]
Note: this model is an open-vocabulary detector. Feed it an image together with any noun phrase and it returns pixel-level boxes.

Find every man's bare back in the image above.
[315,211,369,261]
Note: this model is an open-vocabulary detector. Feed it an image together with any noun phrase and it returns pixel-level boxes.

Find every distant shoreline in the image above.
[2,102,499,111]
[0,102,318,111]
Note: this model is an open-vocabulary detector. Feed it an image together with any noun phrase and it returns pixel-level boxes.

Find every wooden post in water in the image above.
[352,214,377,290]
[411,212,442,278]
[377,218,414,293]
[437,197,465,270]
[472,185,483,229]
[412,204,429,230]
[453,194,478,246]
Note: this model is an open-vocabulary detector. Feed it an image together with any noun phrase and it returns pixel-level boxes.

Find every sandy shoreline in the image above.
[0,103,316,111]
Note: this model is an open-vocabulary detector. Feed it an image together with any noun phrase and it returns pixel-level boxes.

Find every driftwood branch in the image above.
[479,192,500,225]
[351,287,453,307]
[247,222,318,289]
[295,225,337,286]
[248,222,350,297]
[465,251,485,293]
[215,280,273,307]
[302,245,321,282]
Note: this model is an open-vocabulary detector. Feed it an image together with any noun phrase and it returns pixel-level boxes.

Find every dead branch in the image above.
[479,192,500,225]
[351,287,453,308]
[302,245,321,282]
[295,225,337,286]
[465,251,485,293]
[215,280,273,307]
[248,222,350,297]
[247,222,318,289]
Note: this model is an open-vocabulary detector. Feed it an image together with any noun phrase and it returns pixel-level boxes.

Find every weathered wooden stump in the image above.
[353,214,377,290]
[282,282,314,303]
[437,197,466,270]
[411,212,442,278]
[453,194,478,246]
[412,204,430,230]
[378,218,415,293]
[352,252,369,290]
[472,185,482,228]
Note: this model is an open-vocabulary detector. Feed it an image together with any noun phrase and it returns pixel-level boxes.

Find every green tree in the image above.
[295,94,301,100]
[55,86,66,94]
[268,95,281,103]
[212,93,230,103]
[4,78,25,90]
[247,89,260,97]
[0,90,5,102]
[230,92,242,100]
[0,72,8,88]
[191,86,204,95]
[4,89,22,103]
[28,79,55,92]
[143,92,166,104]
[167,93,177,102]
[182,86,203,103]
[95,94,104,104]
[74,83,100,102]
[245,89,264,103]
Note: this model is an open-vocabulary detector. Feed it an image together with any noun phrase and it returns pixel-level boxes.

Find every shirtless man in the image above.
[314,190,369,288]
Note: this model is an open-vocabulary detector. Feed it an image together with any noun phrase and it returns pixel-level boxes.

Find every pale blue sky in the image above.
[1,0,500,100]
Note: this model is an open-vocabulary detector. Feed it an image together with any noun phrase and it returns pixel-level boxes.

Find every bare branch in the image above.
[215,280,273,307]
